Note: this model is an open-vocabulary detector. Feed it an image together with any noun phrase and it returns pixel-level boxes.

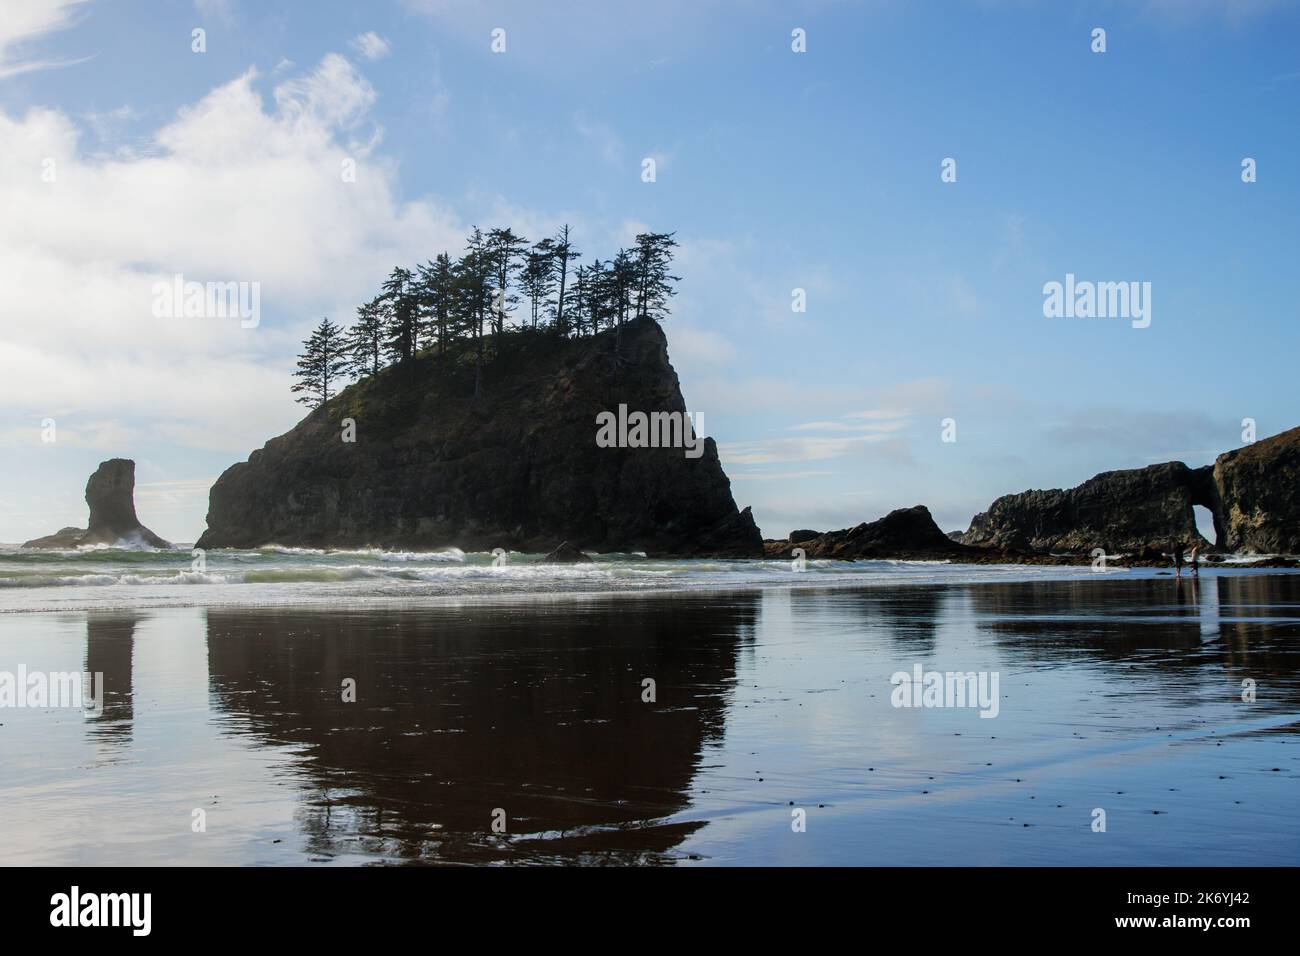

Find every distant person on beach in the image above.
[1191,542,1199,577]
[1173,542,1183,579]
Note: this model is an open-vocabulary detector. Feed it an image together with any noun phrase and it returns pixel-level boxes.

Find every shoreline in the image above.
[2,561,1294,616]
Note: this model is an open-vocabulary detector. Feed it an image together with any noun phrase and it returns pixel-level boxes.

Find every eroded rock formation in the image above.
[961,426,1299,556]
[961,462,1217,554]
[23,459,172,549]
[1214,425,1300,554]
[765,506,977,560]
[196,317,762,557]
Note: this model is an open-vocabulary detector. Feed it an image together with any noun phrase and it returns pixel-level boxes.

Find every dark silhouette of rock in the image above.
[24,527,86,548]
[961,461,1215,554]
[196,317,762,557]
[767,506,976,560]
[1214,426,1300,554]
[23,459,171,549]
[959,426,1300,556]
[762,430,1300,564]
[544,541,594,563]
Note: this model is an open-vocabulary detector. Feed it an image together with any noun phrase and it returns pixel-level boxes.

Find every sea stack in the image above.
[764,506,978,560]
[959,426,1300,556]
[22,459,172,549]
[196,317,763,557]
[960,461,1217,554]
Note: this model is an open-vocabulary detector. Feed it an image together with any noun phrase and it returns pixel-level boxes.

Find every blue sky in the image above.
[1,0,1296,544]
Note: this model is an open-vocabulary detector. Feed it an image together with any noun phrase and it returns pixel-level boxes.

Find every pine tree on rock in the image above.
[299,223,682,403]
[292,318,349,408]
[632,232,681,320]
[485,227,528,344]
[585,258,612,334]
[571,264,588,338]
[457,228,494,398]
[522,239,556,330]
[417,253,456,359]
[347,298,386,378]
[381,266,419,363]
[549,224,581,337]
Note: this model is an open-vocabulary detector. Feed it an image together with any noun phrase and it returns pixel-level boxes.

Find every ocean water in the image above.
[0,544,1146,613]
[0,548,1297,865]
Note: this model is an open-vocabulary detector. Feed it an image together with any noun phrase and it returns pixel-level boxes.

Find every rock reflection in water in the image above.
[969,574,1300,712]
[204,596,758,863]
[85,612,137,745]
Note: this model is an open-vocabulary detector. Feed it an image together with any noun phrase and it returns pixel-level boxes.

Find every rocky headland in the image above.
[960,426,1299,560]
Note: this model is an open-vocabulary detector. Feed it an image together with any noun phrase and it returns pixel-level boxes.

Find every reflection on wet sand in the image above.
[8,572,1290,865]
[858,585,948,650]
[85,612,137,744]
[203,598,758,863]
[968,574,1300,711]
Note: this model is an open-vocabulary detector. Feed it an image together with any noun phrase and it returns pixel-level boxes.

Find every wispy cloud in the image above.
[791,418,908,433]
[0,0,91,79]
[720,434,912,466]
[351,31,391,62]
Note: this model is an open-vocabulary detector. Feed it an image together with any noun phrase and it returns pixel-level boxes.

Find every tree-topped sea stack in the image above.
[196,317,762,557]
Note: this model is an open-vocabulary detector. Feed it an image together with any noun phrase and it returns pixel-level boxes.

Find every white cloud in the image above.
[791,419,908,433]
[719,434,912,467]
[351,31,391,61]
[0,0,90,79]
[0,53,470,462]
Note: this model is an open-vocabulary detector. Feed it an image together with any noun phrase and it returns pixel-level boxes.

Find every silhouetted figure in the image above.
[1173,541,1183,580]
[1190,543,1199,577]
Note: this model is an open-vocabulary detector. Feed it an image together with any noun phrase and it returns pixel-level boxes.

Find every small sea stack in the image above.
[22,458,172,549]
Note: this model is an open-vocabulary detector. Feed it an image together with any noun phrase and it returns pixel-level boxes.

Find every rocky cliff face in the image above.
[196,318,762,557]
[961,427,1299,556]
[23,459,172,549]
[961,462,1216,554]
[1214,425,1300,554]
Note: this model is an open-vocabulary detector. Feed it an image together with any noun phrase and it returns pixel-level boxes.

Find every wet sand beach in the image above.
[1,571,1296,865]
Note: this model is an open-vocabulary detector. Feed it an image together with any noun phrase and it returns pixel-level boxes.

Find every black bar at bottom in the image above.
[3,866,1282,941]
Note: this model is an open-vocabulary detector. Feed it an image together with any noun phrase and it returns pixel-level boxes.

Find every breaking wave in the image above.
[0,542,1281,613]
